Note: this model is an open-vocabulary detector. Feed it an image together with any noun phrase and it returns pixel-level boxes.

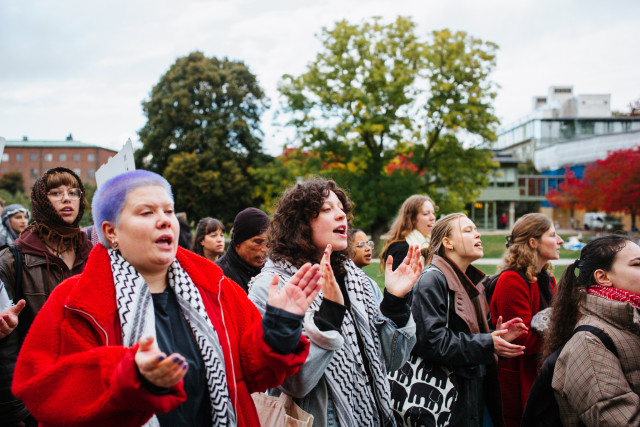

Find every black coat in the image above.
[215,244,261,294]
[411,255,504,427]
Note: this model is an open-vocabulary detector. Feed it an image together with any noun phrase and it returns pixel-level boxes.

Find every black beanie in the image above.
[231,208,270,245]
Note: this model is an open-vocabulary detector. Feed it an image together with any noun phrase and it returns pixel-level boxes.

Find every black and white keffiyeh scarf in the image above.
[263,258,395,427]
[109,249,236,427]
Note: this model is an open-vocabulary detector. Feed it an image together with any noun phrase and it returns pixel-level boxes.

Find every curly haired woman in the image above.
[248,178,422,426]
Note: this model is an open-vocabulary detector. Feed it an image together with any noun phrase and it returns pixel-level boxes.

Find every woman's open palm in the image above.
[267,263,322,315]
[385,245,423,298]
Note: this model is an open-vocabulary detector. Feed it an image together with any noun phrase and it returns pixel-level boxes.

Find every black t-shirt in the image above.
[152,288,211,427]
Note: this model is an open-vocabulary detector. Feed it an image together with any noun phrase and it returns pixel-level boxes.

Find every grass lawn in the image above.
[362,232,579,289]
[363,263,569,290]
[479,233,579,259]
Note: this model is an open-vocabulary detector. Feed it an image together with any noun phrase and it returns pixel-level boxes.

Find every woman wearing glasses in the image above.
[0,167,93,427]
[349,228,374,269]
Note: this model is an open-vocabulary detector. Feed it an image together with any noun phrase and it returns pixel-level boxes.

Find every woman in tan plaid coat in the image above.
[544,235,640,426]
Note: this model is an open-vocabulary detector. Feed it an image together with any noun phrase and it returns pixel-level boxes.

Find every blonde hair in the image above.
[425,213,467,265]
[499,213,553,282]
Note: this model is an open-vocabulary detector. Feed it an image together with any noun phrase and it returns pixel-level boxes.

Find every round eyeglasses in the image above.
[47,188,83,201]
[355,241,374,249]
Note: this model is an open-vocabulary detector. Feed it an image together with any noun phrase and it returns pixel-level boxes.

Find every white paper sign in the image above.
[95,139,136,187]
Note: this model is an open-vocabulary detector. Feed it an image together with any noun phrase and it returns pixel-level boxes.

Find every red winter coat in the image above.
[489,270,556,427]
[12,244,309,427]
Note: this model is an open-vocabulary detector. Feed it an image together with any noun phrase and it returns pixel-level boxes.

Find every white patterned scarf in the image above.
[109,249,236,427]
[263,258,395,426]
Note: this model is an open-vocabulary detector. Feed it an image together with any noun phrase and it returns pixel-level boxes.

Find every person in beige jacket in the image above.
[544,235,640,426]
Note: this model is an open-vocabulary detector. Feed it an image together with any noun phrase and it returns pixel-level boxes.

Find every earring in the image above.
[112,240,119,250]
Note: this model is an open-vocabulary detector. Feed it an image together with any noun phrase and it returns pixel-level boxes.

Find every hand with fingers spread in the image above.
[135,336,188,388]
[0,299,25,339]
[492,329,526,358]
[384,245,423,298]
[318,245,344,305]
[267,263,322,315]
[495,315,528,342]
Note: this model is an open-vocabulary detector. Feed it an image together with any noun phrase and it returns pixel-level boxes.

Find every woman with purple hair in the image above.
[12,170,322,427]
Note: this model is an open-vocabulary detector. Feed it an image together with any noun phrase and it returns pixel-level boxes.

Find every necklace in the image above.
[44,242,69,260]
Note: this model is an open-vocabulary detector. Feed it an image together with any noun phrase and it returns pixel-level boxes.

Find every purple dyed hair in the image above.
[92,170,173,246]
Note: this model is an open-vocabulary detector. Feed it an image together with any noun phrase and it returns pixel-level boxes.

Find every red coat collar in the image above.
[64,244,226,331]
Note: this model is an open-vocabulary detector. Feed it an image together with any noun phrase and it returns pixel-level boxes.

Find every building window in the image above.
[31,169,38,179]
[73,154,81,162]
[87,153,95,161]
[16,154,23,162]
[59,154,67,161]
[88,169,95,179]
[73,168,81,177]
[1,153,8,162]
[1,168,7,173]
[30,154,38,161]
[45,153,53,162]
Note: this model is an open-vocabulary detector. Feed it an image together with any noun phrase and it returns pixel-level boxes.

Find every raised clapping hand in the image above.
[384,245,423,298]
[317,245,344,305]
[0,299,25,339]
[135,336,188,388]
[267,262,323,315]
[491,316,527,358]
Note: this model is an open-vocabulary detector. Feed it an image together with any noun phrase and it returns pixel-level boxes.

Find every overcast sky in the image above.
[1,0,638,155]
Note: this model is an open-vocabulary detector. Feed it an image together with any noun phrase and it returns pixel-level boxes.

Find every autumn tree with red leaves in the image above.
[545,165,588,227]
[582,146,640,231]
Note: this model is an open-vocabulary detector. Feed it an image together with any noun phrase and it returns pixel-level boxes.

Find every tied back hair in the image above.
[542,234,633,360]
[500,213,554,283]
[269,178,353,280]
[425,213,467,265]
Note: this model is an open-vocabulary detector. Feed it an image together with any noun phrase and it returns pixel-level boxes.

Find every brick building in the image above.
[0,137,118,190]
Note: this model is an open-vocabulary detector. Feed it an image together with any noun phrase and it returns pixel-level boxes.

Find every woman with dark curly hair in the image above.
[191,217,225,262]
[543,235,640,426]
[489,213,563,426]
[248,177,423,427]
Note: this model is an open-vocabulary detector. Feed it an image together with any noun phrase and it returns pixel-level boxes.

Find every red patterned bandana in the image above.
[587,284,640,309]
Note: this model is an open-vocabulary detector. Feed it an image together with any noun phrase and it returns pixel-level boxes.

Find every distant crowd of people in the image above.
[0,166,638,426]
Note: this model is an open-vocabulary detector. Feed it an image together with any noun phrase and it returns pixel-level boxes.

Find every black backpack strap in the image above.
[572,325,619,358]
[8,245,23,301]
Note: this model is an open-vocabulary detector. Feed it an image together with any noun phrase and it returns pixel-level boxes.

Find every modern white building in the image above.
[494,86,640,172]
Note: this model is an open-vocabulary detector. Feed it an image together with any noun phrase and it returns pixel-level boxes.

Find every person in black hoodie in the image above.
[216,208,269,293]
[0,167,93,427]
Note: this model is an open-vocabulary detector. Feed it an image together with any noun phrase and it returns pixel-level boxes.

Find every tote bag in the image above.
[251,392,314,427]
[388,267,458,426]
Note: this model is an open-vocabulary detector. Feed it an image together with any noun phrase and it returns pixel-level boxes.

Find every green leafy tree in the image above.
[136,51,270,220]
[279,17,499,238]
[164,151,253,225]
[248,148,322,213]
[0,171,25,194]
